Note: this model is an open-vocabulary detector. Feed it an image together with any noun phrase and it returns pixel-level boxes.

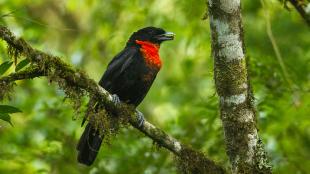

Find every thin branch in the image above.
[0,25,225,174]
[0,66,44,81]
[288,0,310,26]
[261,0,294,89]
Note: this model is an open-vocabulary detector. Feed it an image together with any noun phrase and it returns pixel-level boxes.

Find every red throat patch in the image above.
[135,40,162,69]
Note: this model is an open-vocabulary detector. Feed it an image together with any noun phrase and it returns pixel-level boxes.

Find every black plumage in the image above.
[77,27,174,166]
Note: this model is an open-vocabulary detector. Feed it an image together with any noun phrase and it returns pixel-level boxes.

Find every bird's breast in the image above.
[136,40,162,69]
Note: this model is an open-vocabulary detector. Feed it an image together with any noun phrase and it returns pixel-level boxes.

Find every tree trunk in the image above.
[207,0,272,173]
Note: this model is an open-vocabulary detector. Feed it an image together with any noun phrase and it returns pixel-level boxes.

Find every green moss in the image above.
[0,80,15,101]
[176,146,226,174]
[7,38,29,64]
[254,139,272,173]
[214,58,247,96]
[202,0,209,20]
[245,55,257,120]
[80,94,135,144]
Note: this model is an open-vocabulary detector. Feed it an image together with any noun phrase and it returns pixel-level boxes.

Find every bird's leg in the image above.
[136,110,145,127]
[111,94,121,104]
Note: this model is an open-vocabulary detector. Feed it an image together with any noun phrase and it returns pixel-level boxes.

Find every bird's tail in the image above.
[76,123,103,166]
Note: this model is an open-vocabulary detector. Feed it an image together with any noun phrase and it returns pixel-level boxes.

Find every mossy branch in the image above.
[0,26,225,174]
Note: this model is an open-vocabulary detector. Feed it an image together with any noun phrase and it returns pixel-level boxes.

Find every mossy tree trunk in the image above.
[207,0,272,173]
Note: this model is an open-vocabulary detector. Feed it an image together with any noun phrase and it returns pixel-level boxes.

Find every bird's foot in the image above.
[112,94,121,105]
[136,110,145,127]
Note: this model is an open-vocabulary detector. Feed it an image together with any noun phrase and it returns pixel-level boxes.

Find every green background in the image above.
[0,0,309,173]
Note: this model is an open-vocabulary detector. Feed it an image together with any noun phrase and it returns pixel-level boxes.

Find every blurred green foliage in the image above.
[0,0,309,173]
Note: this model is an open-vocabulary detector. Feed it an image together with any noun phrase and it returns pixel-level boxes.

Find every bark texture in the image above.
[207,0,272,173]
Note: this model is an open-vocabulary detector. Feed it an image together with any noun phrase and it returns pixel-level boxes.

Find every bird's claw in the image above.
[136,110,145,127]
[112,94,121,104]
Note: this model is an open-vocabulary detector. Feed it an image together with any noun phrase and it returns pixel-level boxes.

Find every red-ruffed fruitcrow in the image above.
[77,27,175,166]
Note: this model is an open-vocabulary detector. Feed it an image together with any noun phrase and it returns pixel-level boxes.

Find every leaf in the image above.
[15,59,30,72]
[0,113,13,126]
[0,105,22,114]
[0,61,13,75]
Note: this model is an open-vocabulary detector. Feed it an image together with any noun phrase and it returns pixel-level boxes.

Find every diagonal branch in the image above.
[288,0,310,26]
[0,66,183,154]
[0,26,225,174]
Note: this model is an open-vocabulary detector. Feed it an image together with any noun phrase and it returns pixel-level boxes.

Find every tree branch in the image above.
[288,0,310,26]
[0,25,225,174]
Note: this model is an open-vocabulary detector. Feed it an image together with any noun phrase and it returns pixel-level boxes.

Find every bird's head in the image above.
[127,27,175,46]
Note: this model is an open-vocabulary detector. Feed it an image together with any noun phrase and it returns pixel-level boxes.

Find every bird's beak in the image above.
[156,32,175,41]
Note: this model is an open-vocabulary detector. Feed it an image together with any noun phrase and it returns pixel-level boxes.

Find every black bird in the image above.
[77,27,175,166]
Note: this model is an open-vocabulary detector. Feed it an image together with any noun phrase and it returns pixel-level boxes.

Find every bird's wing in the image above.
[99,47,138,92]
[82,47,139,126]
